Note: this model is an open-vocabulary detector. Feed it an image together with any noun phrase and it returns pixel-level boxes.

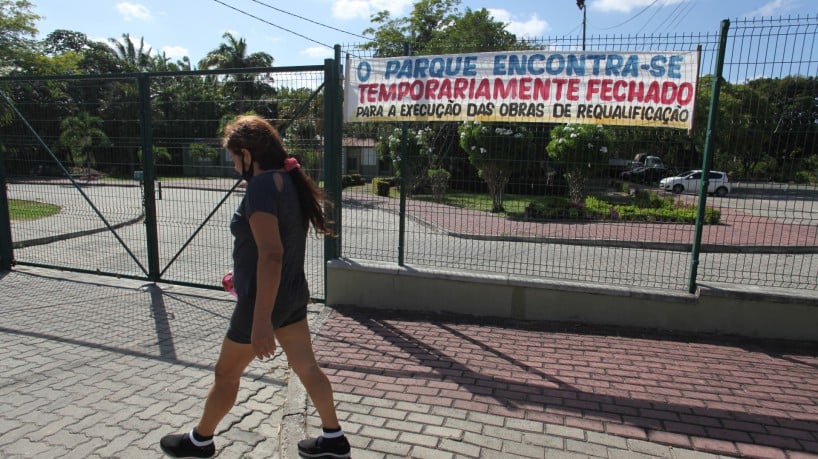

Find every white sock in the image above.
[321,428,344,439]
[189,429,214,446]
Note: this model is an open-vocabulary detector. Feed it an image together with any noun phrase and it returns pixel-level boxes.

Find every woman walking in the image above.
[160,115,349,459]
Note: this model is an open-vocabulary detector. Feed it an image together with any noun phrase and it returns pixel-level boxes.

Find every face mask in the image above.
[240,154,253,181]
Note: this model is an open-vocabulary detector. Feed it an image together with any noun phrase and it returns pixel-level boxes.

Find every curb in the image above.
[279,303,335,458]
[12,212,145,249]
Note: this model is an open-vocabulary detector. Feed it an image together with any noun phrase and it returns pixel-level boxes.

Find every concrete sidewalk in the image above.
[1,267,817,458]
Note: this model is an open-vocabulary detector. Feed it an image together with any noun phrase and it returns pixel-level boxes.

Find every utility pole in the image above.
[577,0,586,50]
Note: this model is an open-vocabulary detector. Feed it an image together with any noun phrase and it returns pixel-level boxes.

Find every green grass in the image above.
[374,187,721,224]
[412,192,531,215]
[8,199,61,220]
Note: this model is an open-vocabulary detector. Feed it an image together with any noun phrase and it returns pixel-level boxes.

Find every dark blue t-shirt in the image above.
[229,171,309,307]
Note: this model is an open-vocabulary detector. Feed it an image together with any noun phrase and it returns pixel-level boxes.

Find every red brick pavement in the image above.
[314,306,818,458]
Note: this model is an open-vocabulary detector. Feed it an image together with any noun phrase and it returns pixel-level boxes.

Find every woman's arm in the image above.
[248,211,284,360]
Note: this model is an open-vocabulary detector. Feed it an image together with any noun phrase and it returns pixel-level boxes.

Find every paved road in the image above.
[6,180,818,294]
[2,266,817,458]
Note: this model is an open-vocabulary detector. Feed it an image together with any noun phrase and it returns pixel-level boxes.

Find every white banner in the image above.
[344,50,699,129]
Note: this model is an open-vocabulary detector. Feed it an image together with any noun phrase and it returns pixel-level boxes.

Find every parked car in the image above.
[659,170,731,196]
[620,165,669,185]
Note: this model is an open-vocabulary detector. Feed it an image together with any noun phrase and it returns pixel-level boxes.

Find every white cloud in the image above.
[488,9,550,38]
[593,0,687,14]
[116,2,153,21]
[332,0,413,20]
[161,46,189,60]
[301,46,334,59]
[744,0,796,17]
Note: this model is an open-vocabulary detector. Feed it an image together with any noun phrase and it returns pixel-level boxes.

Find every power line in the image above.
[666,2,696,32]
[637,1,667,32]
[248,0,373,41]
[598,0,662,31]
[651,1,687,34]
[211,0,335,51]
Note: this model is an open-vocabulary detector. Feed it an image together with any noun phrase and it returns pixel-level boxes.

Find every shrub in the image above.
[188,143,218,161]
[523,189,722,224]
[341,174,365,188]
[524,196,579,220]
[794,170,816,184]
[371,176,398,193]
[375,179,391,197]
[584,196,612,219]
[427,168,451,201]
[633,189,674,209]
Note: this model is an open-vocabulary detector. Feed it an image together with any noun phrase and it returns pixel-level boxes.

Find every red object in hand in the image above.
[222,272,237,297]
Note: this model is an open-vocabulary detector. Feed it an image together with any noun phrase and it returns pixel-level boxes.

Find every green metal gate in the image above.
[0,51,343,300]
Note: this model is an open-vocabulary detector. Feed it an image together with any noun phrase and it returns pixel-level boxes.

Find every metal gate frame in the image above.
[1,49,344,300]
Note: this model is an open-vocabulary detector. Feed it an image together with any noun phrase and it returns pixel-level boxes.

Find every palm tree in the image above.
[108,33,153,72]
[59,111,111,169]
[198,32,274,111]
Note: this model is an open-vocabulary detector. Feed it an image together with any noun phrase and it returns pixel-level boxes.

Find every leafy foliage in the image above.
[0,0,39,72]
[187,143,218,161]
[546,124,611,203]
[362,0,525,57]
[458,121,534,212]
[427,167,451,201]
[58,111,110,166]
[137,145,172,163]
[375,126,436,195]
[525,190,721,224]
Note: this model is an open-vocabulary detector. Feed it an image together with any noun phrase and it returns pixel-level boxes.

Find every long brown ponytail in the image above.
[223,115,334,236]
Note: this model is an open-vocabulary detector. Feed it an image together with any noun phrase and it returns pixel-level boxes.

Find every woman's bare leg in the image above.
[195,337,256,436]
[275,318,340,429]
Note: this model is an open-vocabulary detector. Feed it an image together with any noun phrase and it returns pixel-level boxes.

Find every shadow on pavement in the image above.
[315,306,818,456]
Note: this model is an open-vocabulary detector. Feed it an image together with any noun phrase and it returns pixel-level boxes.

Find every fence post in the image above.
[397,42,412,267]
[0,154,14,271]
[138,74,161,282]
[689,19,730,294]
[323,45,343,274]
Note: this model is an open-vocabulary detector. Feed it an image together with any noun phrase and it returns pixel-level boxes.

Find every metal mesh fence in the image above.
[695,17,818,288]
[338,16,817,292]
[3,76,149,279]
[1,67,328,298]
[2,17,816,296]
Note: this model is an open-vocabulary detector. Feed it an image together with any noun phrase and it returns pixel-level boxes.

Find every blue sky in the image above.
[32,0,815,67]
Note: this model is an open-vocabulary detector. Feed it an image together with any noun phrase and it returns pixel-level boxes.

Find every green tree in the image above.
[199,32,275,113]
[108,33,153,72]
[376,126,436,195]
[276,87,322,136]
[362,0,523,57]
[361,0,532,196]
[458,121,534,212]
[199,32,273,70]
[41,29,121,74]
[138,145,172,163]
[362,0,461,57]
[59,111,110,167]
[546,123,611,203]
[0,0,40,73]
[748,76,818,180]
[426,7,521,54]
[692,77,771,179]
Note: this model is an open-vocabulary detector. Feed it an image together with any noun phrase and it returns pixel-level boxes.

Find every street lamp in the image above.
[577,0,586,51]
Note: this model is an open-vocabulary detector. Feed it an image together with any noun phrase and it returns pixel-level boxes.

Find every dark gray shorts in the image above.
[226,296,307,344]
